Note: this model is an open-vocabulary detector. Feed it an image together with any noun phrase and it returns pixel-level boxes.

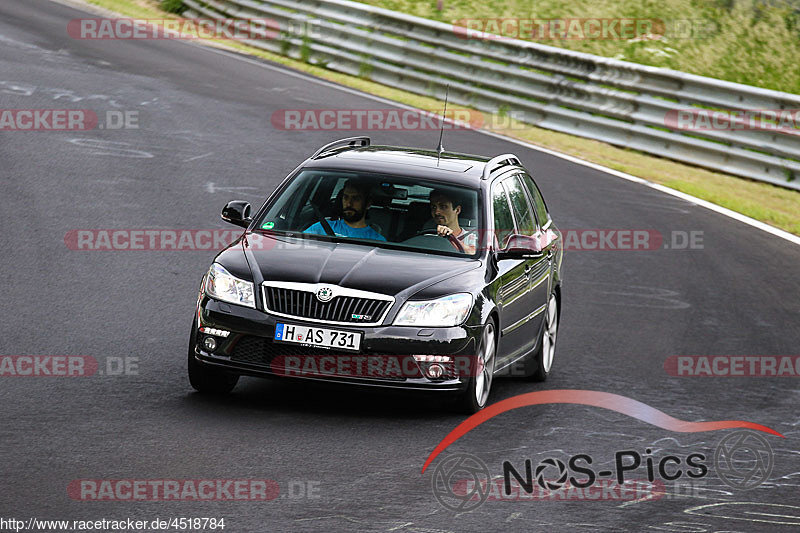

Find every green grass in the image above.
[360,0,800,94]
[89,0,164,17]
[85,0,800,236]
[159,0,184,14]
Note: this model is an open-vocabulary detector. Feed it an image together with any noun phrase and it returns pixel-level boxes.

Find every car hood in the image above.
[237,232,481,300]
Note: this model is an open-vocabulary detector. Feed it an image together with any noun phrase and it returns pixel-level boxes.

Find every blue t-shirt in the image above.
[304,218,386,241]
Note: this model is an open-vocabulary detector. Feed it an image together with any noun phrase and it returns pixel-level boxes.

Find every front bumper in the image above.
[192,296,481,392]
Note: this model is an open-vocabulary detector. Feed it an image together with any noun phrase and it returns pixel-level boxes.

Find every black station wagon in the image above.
[189,137,563,412]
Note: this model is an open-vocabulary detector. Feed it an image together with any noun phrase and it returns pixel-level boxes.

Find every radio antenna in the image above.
[436,85,449,166]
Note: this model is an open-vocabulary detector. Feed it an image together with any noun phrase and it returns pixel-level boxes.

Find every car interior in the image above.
[261,171,480,254]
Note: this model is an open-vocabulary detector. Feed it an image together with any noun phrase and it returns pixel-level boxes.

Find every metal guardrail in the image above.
[184,0,800,190]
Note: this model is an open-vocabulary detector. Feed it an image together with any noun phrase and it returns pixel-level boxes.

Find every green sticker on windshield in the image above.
[261,221,275,230]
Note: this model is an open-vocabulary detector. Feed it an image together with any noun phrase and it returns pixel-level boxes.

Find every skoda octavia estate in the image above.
[188,137,563,412]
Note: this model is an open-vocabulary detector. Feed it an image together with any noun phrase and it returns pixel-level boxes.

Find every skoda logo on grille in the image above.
[316,286,334,302]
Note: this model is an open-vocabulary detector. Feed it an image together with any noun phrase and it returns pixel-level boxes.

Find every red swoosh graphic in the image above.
[422,390,783,473]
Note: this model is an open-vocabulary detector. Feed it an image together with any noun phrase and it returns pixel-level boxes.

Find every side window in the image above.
[504,176,536,236]
[492,183,516,249]
[520,173,549,226]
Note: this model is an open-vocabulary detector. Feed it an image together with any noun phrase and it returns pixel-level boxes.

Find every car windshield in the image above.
[254,169,482,257]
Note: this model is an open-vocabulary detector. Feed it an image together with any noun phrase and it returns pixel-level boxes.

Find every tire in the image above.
[188,324,239,394]
[455,320,496,414]
[525,292,559,382]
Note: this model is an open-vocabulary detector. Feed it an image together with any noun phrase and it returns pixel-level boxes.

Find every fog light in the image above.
[427,363,444,379]
[202,336,217,352]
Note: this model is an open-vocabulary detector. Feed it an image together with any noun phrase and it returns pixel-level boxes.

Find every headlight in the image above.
[393,293,473,327]
[204,263,255,308]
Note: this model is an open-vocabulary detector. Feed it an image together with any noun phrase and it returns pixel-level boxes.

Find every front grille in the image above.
[229,336,284,366]
[263,286,392,324]
[229,335,406,381]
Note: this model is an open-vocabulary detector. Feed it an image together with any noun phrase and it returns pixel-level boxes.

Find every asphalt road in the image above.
[1,0,799,531]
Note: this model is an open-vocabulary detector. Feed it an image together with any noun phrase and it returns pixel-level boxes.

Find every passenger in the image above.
[305,179,386,241]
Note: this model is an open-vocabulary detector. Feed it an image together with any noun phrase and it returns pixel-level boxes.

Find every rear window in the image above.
[503,176,536,235]
[492,183,515,248]
[520,173,549,225]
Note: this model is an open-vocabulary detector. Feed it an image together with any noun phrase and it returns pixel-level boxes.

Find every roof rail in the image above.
[311,136,371,159]
[481,153,521,180]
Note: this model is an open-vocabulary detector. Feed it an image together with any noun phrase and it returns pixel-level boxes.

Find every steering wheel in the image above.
[415,228,466,253]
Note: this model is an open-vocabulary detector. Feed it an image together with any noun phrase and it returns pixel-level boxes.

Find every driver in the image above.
[429,189,477,254]
[305,179,386,241]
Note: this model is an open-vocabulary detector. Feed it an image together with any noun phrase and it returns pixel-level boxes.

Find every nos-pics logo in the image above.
[431,430,774,510]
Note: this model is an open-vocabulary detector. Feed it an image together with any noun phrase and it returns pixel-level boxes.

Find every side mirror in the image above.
[497,229,558,260]
[497,234,543,260]
[221,201,252,228]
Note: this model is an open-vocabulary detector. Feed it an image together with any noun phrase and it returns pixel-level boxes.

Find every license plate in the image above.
[274,323,361,352]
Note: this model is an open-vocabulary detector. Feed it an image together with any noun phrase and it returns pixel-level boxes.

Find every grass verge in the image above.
[83,0,800,236]
[359,0,800,95]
